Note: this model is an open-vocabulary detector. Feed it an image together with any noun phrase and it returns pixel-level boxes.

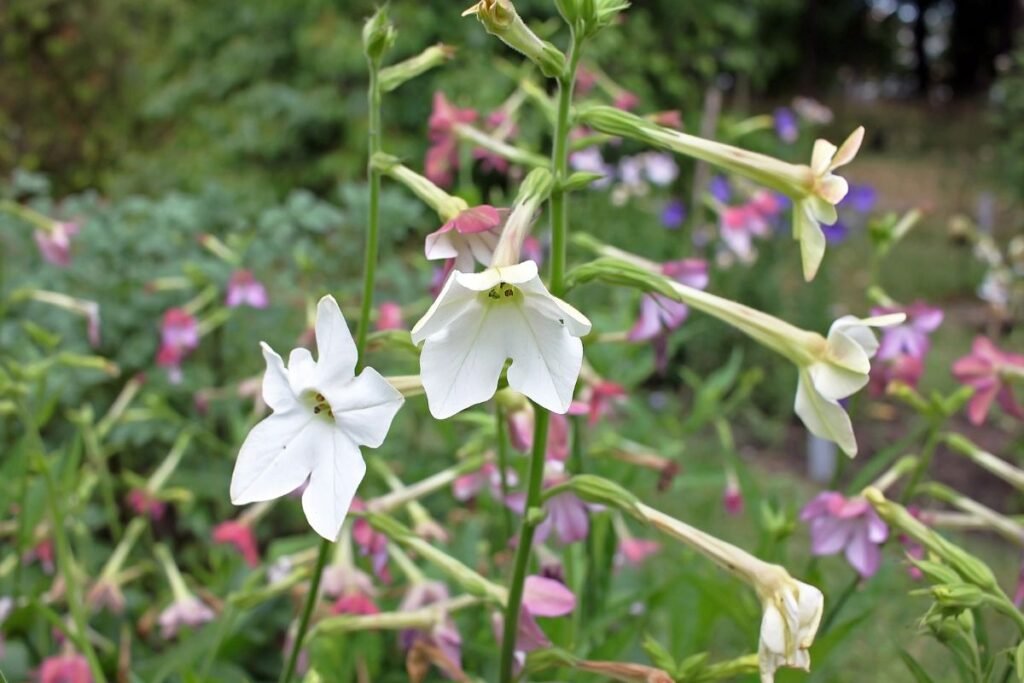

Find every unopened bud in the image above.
[363,7,396,64]
[379,44,454,93]
[566,474,641,517]
[464,0,566,78]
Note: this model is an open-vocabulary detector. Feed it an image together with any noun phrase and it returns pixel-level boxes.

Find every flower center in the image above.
[308,391,334,420]
[484,281,521,305]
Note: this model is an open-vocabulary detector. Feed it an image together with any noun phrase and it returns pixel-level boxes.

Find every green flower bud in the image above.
[362,7,396,64]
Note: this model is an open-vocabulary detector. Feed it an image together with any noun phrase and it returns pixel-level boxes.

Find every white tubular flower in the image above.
[411,260,591,419]
[792,129,864,281]
[756,573,824,683]
[796,314,904,456]
[230,296,404,540]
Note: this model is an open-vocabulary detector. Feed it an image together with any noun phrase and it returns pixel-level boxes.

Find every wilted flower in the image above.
[399,581,463,677]
[212,520,260,567]
[159,595,215,639]
[951,337,1024,425]
[225,270,269,309]
[34,221,80,267]
[412,260,590,418]
[757,575,824,683]
[774,108,798,144]
[38,652,92,683]
[425,92,478,187]
[801,491,889,577]
[424,204,507,273]
[229,296,404,540]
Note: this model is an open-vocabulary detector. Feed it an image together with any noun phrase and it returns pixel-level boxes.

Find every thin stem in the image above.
[499,407,550,682]
[548,36,581,297]
[900,422,944,503]
[818,573,860,635]
[495,405,514,542]
[280,57,385,683]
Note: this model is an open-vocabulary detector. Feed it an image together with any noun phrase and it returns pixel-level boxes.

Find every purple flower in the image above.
[493,575,576,671]
[821,220,849,244]
[399,581,463,677]
[225,270,269,309]
[708,175,731,203]
[506,471,590,546]
[629,259,708,371]
[158,596,215,639]
[801,492,889,578]
[873,302,943,362]
[841,184,877,214]
[774,107,799,144]
[661,199,686,229]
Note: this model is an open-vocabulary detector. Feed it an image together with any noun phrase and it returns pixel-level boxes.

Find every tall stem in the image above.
[495,405,514,542]
[279,59,384,683]
[499,407,550,682]
[548,38,581,297]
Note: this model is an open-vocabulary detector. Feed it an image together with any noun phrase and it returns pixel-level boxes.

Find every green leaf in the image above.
[899,650,938,683]
[641,634,678,674]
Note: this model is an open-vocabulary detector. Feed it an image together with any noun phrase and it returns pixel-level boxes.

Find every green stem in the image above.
[280,57,384,683]
[22,408,107,683]
[499,407,550,683]
[818,573,860,635]
[900,422,944,503]
[495,405,514,543]
[548,36,582,297]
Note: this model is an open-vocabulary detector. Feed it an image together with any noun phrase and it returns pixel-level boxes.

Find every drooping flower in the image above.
[774,108,798,144]
[873,302,943,361]
[757,576,824,683]
[158,595,215,639]
[351,499,391,581]
[723,474,744,516]
[38,652,92,683]
[212,520,260,567]
[425,92,478,187]
[399,581,463,677]
[504,396,570,461]
[156,308,200,384]
[870,353,924,395]
[507,468,591,546]
[411,261,591,419]
[800,491,889,577]
[474,109,517,175]
[225,270,269,309]
[571,379,627,426]
[628,259,709,370]
[34,221,80,267]
[493,575,576,670]
[952,337,1024,425]
[424,204,507,273]
[376,301,404,331]
[229,296,405,540]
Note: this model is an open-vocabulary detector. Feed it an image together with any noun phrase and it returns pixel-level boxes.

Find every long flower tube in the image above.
[578,105,864,281]
[582,241,903,455]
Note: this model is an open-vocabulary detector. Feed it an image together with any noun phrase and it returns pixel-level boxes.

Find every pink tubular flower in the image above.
[351,499,390,581]
[212,520,260,567]
[331,592,380,616]
[225,270,269,309]
[493,575,576,672]
[720,204,770,261]
[156,308,199,383]
[507,470,590,546]
[952,337,1024,425]
[126,488,167,522]
[505,405,570,462]
[873,302,943,361]
[424,204,507,273]
[474,110,516,175]
[723,479,744,516]
[158,596,215,639]
[629,259,709,370]
[34,221,81,267]
[425,92,478,187]
[870,353,925,395]
[801,492,889,578]
[613,91,639,111]
[376,301,404,331]
[38,652,92,683]
[571,380,627,426]
[616,538,660,568]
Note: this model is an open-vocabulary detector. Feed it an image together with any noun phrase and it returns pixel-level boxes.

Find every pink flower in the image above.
[322,564,376,601]
[748,190,784,219]
[575,66,597,96]
[425,92,478,187]
[723,480,744,516]
[424,204,507,272]
[507,470,590,545]
[26,538,54,574]
[38,652,92,683]
[376,301,404,331]
[492,575,576,674]
[615,538,660,568]
[34,221,80,267]
[873,302,943,361]
[505,406,570,462]
[720,204,770,261]
[800,492,889,578]
[629,259,708,371]
[521,235,544,266]
[952,337,1024,425]
[212,520,260,567]
[453,462,518,502]
[225,270,269,309]
[156,308,199,383]
[613,91,639,111]
[474,110,517,175]
[351,499,390,581]
[158,596,215,639]
[570,380,626,426]
[331,592,380,616]
[870,353,924,395]
[125,488,166,522]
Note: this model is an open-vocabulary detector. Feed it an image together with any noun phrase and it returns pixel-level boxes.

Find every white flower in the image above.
[641,152,679,186]
[792,128,864,281]
[411,260,591,419]
[795,313,903,457]
[757,576,824,683]
[229,296,404,540]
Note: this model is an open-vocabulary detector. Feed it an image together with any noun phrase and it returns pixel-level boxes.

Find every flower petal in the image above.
[506,304,585,414]
[314,296,358,387]
[830,127,864,170]
[326,367,404,448]
[522,575,576,617]
[259,342,298,412]
[794,203,826,282]
[230,410,319,505]
[844,527,881,578]
[794,371,857,457]
[301,426,366,540]
[425,229,459,261]
[411,271,480,343]
[810,139,837,176]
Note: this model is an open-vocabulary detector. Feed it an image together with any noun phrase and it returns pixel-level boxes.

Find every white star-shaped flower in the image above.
[795,313,903,457]
[229,296,404,540]
[411,260,591,419]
